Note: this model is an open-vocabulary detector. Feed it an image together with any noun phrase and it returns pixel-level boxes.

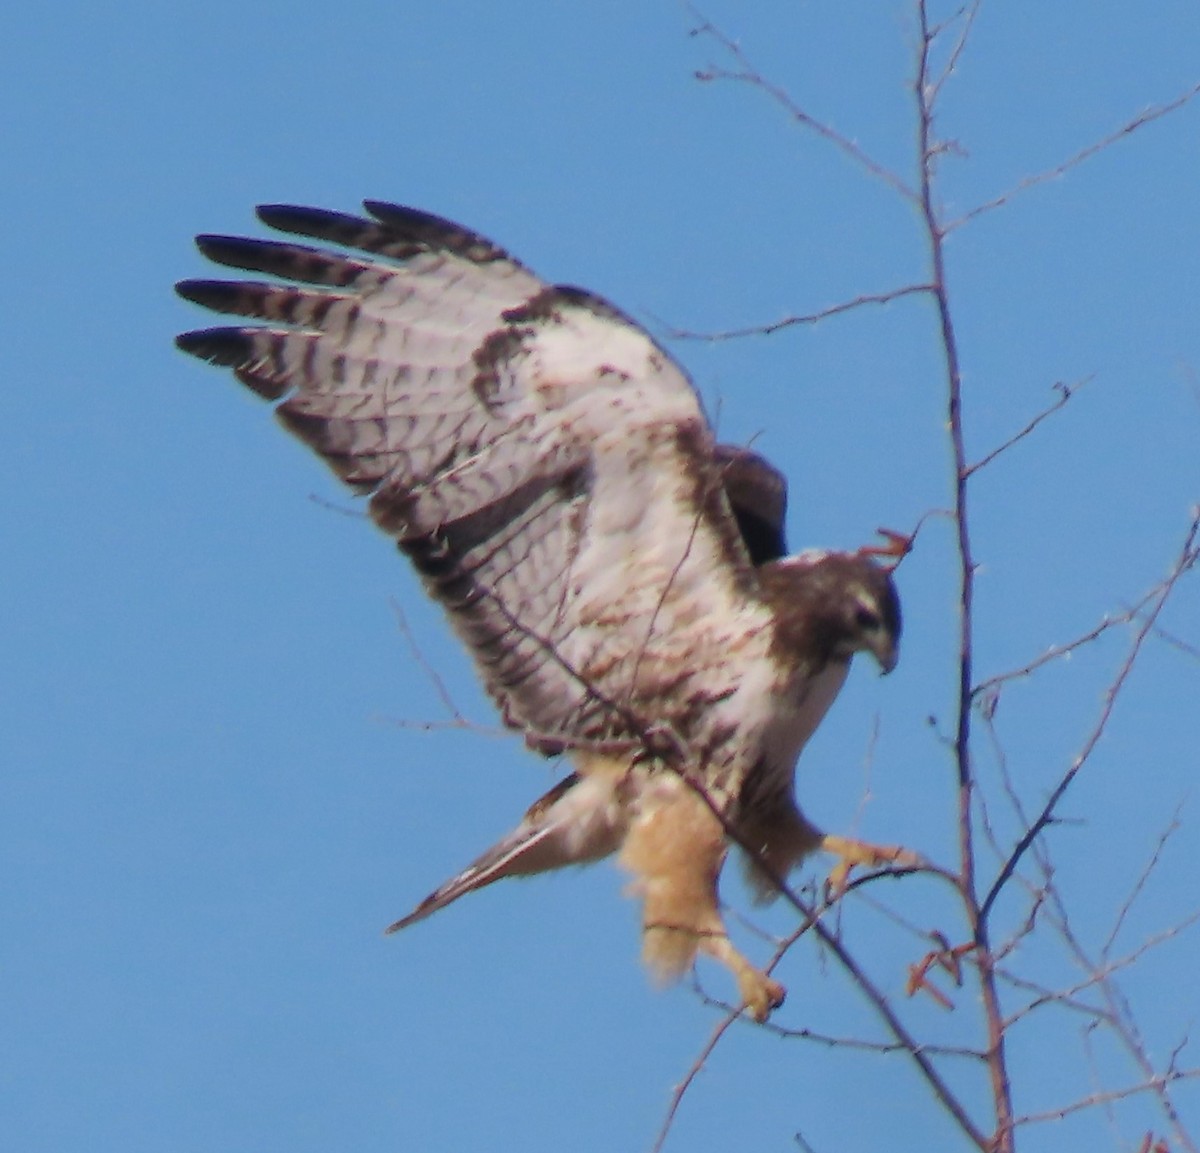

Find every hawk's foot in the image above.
[820,833,919,897]
[738,967,787,1023]
[703,934,786,1022]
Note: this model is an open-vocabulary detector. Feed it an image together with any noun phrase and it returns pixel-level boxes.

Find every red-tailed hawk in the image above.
[176,202,908,1021]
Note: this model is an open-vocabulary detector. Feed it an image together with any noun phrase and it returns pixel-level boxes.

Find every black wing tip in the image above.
[255,201,446,257]
[209,199,515,266]
[175,278,234,309]
[175,327,289,400]
[256,202,357,233]
[362,199,436,229]
[193,232,289,271]
[174,326,252,363]
[365,199,515,264]
[194,231,240,254]
[255,200,426,233]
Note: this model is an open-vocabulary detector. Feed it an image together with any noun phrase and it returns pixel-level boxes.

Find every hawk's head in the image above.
[760,551,902,675]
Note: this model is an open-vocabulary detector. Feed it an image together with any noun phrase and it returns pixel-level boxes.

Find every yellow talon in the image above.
[821,834,919,897]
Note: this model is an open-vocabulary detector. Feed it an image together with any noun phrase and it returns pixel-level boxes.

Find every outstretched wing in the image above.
[177,202,774,757]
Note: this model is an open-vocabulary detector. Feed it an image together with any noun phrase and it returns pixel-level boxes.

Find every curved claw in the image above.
[822,834,921,898]
[741,970,786,1023]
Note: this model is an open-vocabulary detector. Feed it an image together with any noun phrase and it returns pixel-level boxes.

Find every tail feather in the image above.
[385,822,560,932]
[385,771,626,933]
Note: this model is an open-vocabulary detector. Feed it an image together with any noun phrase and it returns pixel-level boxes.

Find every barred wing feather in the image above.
[176,202,768,758]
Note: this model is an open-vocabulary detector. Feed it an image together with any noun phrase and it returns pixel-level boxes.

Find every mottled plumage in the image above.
[176,201,907,1020]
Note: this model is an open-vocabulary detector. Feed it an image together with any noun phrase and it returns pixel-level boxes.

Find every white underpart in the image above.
[758,661,851,795]
[510,771,629,875]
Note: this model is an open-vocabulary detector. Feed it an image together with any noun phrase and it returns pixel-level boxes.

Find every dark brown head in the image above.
[758,550,902,674]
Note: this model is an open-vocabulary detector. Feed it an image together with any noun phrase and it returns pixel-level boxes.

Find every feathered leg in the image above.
[739,793,916,902]
[620,777,785,1022]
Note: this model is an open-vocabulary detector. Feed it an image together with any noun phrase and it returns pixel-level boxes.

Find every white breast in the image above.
[760,660,851,786]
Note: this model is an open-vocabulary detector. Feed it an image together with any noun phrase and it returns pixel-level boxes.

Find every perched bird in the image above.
[176,201,909,1021]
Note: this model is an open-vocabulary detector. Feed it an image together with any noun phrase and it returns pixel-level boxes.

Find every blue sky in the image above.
[3,3,1198,1150]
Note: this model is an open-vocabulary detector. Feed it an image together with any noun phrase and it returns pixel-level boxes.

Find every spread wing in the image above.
[176,202,780,757]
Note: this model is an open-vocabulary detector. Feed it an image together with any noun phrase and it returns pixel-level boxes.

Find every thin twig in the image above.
[946,79,1200,232]
[1013,1070,1200,1129]
[652,1012,739,1153]
[964,378,1090,478]
[1144,619,1200,662]
[972,556,1193,700]
[689,8,919,203]
[981,511,1200,922]
[389,598,468,723]
[1044,877,1200,1153]
[1101,803,1186,959]
[662,284,934,342]
[307,492,369,521]
[928,1,984,105]
[690,977,985,1059]
[1001,912,1200,1030]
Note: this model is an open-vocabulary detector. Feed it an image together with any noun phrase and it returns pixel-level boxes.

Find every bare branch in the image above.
[964,378,1091,478]
[691,974,985,1058]
[1102,804,1186,959]
[388,598,469,724]
[688,7,919,202]
[972,605,1126,698]
[981,510,1200,921]
[802,909,992,1148]
[998,973,1107,1029]
[1013,1070,1200,1129]
[913,4,1017,1145]
[652,1011,739,1153]
[947,79,1200,233]
[658,858,975,1152]
[661,283,934,343]
[1141,616,1200,662]
[972,544,1197,701]
[307,491,370,521]
[927,1,984,106]
[1043,875,1200,1152]
[1001,912,1200,1030]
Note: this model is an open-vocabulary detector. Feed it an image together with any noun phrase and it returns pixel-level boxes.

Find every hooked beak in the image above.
[872,634,899,676]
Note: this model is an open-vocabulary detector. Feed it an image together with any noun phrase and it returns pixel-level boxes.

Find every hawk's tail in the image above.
[385,771,626,933]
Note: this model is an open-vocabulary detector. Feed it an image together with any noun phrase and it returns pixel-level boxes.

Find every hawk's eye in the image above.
[854,605,881,632]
